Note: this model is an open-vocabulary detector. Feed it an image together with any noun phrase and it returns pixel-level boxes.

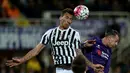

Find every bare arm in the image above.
[6,43,45,67]
[6,29,52,67]
[76,49,94,68]
[76,49,104,72]
[21,43,45,63]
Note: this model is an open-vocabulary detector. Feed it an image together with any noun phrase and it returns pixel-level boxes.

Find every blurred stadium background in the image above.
[0,0,130,73]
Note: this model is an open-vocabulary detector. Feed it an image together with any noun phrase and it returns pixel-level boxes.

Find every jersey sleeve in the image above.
[74,32,81,49]
[40,29,53,45]
[104,56,111,73]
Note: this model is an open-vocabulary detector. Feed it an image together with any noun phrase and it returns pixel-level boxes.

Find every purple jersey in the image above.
[81,37,112,73]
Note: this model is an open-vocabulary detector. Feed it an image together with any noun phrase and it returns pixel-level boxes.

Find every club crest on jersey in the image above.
[97,50,102,56]
[96,45,109,60]
[96,50,109,60]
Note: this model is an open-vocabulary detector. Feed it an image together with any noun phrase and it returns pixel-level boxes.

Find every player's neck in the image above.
[73,71,86,73]
[72,71,86,73]
[59,25,64,30]
[59,25,69,30]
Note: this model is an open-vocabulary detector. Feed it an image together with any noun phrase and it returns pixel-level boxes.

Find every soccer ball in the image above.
[74,5,89,20]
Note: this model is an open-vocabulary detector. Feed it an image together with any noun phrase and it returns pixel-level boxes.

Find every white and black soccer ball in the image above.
[74,5,89,20]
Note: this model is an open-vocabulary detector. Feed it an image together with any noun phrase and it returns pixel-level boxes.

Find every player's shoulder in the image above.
[88,36,101,40]
[44,27,57,35]
[46,27,57,32]
[93,36,100,40]
[70,27,80,37]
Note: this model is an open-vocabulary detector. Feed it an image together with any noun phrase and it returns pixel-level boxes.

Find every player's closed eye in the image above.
[69,18,72,21]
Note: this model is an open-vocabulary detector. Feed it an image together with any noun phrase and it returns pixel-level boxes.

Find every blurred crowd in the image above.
[0,0,130,19]
[0,0,129,27]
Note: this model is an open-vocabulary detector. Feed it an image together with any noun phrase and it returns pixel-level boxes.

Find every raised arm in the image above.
[6,43,45,67]
[6,29,53,67]
[74,32,94,68]
[74,32,104,72]
[76,49,104,73]
[76,49,94,68]
[21,43,45,63]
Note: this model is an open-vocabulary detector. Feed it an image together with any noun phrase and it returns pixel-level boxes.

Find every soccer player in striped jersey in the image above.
[6,8,104,73]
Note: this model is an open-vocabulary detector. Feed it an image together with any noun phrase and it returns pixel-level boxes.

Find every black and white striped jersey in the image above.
[40,26,80,65]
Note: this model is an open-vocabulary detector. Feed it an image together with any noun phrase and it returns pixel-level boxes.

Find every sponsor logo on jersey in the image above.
[53,41,69,46]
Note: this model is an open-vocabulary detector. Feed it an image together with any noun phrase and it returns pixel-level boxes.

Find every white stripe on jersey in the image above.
[59,46,64,64]
[55,28,59,44]
[68,29,74,57]
[40,29,53,45]
[63,29,69,40]
[72,44,77,57]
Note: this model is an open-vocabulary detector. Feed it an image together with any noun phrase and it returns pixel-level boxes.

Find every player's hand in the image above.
[92,64,104,73]
[84,40,96,47]
[6,57,23,67]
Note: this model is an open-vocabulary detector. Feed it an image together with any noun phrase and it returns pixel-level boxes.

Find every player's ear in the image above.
[59,16,62,20]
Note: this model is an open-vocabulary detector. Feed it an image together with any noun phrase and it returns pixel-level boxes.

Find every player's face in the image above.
[107,35,119,48]
[60,12,73,29]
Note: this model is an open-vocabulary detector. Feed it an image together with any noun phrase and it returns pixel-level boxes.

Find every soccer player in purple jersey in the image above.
[81,29,120,73]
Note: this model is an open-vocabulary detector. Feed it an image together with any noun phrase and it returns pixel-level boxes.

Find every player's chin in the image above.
[99,71,104,73]
[64,26,69,29]
[111,45,116,48]
[64,24,69,29]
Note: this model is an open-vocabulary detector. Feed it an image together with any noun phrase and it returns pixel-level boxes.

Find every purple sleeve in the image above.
[104,57,111,73]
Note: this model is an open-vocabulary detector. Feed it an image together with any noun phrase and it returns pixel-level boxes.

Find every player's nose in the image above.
[67,21,71,24]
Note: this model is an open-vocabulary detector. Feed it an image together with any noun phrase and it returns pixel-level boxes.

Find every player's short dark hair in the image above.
[105,29,119,37]
[61,8,74,16]
[72,55,87,73]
